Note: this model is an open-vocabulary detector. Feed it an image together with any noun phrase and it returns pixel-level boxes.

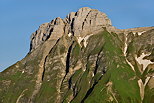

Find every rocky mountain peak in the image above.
[30,7,112,52]
[65,7,112,36]
[1,7,154,103]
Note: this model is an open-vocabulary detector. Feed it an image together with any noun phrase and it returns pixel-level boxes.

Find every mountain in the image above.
[0,7,154,103]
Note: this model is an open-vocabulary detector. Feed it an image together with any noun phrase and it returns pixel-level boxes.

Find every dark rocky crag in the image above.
[0,7,154,103]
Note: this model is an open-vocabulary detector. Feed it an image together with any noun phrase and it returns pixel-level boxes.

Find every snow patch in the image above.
[83,34,93,47]
[138,31,146,36]
[16,65,19,68]
[138,79,144,100]
[132,31,146,36]
[126,59,135,71]
[133,32,136,35]
[77,34,93,47]
[22,71,25,74]
[92,73,94,77]
[68,33,72,37]
[144,77,150,86]
[124,34,135,71]
[135,53,154,71]
[77,37,84,44]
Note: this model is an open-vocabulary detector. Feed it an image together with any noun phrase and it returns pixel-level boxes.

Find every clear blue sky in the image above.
[0,0,154,72]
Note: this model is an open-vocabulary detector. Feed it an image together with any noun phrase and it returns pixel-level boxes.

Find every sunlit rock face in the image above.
[1,7,154,103]
[30,7,113,52]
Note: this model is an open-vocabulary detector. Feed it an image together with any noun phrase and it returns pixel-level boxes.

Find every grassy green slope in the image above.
[82,31,141,103]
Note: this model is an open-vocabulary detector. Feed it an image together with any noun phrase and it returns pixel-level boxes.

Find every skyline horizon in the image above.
[0,0,154,72]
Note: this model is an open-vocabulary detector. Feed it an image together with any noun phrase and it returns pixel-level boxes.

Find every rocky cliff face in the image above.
[30,7,112,51]
[0,7,154,103]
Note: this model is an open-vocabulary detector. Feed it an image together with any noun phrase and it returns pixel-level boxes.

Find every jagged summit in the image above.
[30,7,112,51]
[30,7,154,52]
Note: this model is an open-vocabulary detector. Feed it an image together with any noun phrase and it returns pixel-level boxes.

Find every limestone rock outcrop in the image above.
[30,17,65,51]
[30,7,112,51]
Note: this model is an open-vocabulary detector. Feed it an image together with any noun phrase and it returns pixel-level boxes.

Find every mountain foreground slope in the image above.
[0,7,154,103]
